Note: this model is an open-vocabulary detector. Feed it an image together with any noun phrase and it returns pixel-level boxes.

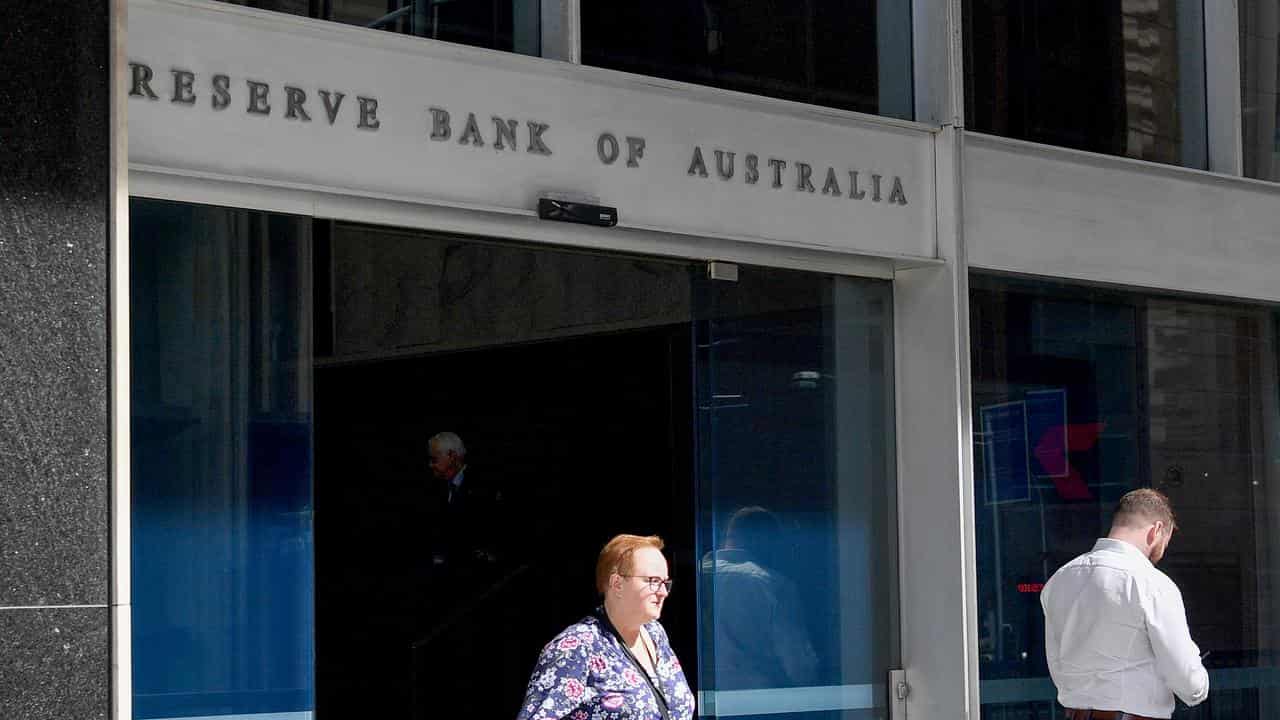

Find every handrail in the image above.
[410,562,536,650]
[366,4,412,29]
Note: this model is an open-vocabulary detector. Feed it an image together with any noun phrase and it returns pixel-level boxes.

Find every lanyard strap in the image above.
[595,608,672,720]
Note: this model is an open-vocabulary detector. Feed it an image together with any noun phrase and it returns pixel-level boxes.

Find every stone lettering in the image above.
[459,113,484,145]
[246,81,271,115]
[687,146,709,177]
[795,162,815,193]
[284,86,311,121]
[848,171,866,200]
[597,133,620,164]
[888,176,908,205]
[744,154,759,184]
[714,150,735,180]
[129,62,158,100]
[625,136,645,168]
[493,117,519,151]
[768,158,786,188]
[171,69,196,105]
[821,167,841,196]
[871,173,882,202]
[526,121,552,155]
[319,91,345,125]
[428,107,450,140]
[211,74,231,110]
[357,96,380,130]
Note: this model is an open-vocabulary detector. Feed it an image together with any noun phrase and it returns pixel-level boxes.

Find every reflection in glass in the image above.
[970,275,1280,720]
[701,506,819,690]
[1241,1,1280,180]
[696,270,899,719]
[131,200,315,719]
[964,0,1207,168]
[581,0,913,119]
[214,0,539,55]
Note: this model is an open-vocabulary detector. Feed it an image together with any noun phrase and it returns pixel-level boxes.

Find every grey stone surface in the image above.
[0,608,110,719]
[0,3,111,605]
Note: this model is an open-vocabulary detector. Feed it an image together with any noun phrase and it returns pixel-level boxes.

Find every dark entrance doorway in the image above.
[312,226,698,719]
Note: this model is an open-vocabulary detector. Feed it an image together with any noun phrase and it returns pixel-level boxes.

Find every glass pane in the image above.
[695,268,898,719]
[964,0,1208,169]
[581,0,914,119]
[1241,1,1280,180]
[131,199,315,719]
[213,0,540,56]
[970,275,1280,720]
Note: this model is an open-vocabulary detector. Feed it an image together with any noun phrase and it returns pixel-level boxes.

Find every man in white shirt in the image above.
[1041,488,1208,720]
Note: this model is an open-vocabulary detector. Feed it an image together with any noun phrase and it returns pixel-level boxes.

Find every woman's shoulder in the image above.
[543,615,607,650]
[643,619,673,647]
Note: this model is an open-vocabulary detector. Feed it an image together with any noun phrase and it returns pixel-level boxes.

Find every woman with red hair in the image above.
[516,534,694,720]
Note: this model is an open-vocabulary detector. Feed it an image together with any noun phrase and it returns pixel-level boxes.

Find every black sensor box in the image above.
[537,198,618,228]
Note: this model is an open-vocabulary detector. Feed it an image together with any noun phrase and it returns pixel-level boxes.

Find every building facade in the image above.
[3,1,1280,719]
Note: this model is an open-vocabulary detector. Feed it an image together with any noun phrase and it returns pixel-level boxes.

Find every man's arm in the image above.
[1041,586,1063,686]
[1144,578,1209,707]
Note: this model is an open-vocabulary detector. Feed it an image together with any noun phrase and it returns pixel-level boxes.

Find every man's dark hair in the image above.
[725,506,782,561]
[1111,488,1176,533]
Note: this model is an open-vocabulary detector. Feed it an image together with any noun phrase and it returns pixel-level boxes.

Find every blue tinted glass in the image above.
[695,270,898,719]
[131,199,314,719]
[971,275,1280,720]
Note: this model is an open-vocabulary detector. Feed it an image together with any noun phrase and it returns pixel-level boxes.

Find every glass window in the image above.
[131,203,902,719]
[581,0,914,119]
[1241,1,1280,180]
[964,0,1208,168]
[696,269,900,719]
[970,274,1280,720]
[131,199,315,719]
[215,0,540,56]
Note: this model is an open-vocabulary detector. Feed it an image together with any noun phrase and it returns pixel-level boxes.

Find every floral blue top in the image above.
[516,614,695,720]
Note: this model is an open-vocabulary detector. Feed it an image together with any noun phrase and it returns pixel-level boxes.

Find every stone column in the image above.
[0,2,114,718]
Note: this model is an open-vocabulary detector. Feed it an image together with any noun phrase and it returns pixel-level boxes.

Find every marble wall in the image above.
[0,2,112,717]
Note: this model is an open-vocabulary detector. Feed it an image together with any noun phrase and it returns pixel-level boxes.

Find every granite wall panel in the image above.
[0,608,110,719]
[0,3,112,606]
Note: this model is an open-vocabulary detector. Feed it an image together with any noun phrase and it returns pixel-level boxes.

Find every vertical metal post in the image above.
[540,0,580,62]
[1204,0,1243,175]
[109,0,132,717]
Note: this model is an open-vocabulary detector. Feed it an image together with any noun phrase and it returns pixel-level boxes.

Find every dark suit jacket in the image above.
[427,470,505,594]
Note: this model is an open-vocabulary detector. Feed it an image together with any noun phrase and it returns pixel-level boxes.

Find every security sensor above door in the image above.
[537,198,618,228]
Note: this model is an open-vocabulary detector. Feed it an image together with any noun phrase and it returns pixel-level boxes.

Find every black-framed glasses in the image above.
[620,575,673,593]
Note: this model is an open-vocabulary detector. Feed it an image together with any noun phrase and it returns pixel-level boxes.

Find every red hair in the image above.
[595,534,664,594]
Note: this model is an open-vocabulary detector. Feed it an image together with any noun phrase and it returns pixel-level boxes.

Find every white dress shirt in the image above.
[1041,538,1208,718]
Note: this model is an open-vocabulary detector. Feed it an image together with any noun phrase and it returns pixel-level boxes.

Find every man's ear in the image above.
[1148,521,1165,544]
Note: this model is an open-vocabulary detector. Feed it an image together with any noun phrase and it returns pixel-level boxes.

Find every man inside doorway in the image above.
[426,431,503,577]
[415,432,509,716]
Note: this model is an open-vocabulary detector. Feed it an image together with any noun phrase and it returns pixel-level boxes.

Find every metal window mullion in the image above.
[1204,0,1244,175]
[540,0,580,63]
[109,0,132,718]
[913,0,966,126]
